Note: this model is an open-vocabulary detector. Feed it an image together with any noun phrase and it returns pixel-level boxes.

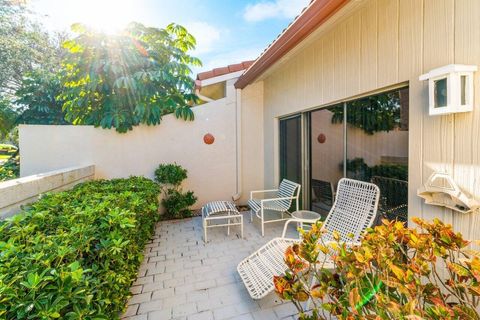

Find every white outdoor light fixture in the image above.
[419,64,477,116]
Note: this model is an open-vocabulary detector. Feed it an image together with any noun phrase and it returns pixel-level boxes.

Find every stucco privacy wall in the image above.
[20,78,264,207]
[257,0,480,240]
[0,165,94,219]
[240,81,265,203]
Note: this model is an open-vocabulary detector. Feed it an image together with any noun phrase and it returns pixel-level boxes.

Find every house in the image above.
[223,0,479,238]
[14,0,480,243]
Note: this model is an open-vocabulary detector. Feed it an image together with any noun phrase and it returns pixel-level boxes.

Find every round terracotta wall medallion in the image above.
[317,133,326,144]
[203,133,215,145]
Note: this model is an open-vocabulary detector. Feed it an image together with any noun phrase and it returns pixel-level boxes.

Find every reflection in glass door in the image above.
[279,116,302,185]
[309,106,344,219]
[345,88,409,222]
[309,88,409,222]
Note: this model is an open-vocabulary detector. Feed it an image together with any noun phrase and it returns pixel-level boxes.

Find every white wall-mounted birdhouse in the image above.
[419,64,477,116]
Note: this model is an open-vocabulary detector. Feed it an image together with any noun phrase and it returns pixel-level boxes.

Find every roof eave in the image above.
[234,0,350,89]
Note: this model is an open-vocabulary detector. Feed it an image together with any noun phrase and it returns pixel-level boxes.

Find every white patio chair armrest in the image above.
[250,189,279,199]
[260,197,295,208]
[260,196,295,203]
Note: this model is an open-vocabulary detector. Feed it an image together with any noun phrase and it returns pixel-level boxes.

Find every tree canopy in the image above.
[0,0,58,97]
[0,0,64,134]
[15,69,69,125]
[0,97,17,138]
[0,0,202,134]
[60,23,201,133]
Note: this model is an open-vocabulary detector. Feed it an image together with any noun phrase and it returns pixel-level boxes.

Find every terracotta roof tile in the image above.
[196,60,255,81]
[228,63,244,73]
[197,70,214,81]
[212,66,230,76]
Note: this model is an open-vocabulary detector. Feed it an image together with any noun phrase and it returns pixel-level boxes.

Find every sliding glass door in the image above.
[345,88,409,222]
[309,88,409,222]
[279,115,302,185]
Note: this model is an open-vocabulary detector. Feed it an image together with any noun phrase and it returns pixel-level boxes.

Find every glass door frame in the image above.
[304,103,348,211]
[295,84,409,211]
[278,114,307,209]
[302,113,311,210]
[279,114,302,183]
[279,103,355,211]
[277,84,409,212]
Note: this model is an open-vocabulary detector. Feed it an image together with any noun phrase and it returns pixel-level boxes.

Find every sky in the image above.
[29,0,310,75]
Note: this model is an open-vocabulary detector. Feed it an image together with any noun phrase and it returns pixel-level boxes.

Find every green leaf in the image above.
[60,22,200,132]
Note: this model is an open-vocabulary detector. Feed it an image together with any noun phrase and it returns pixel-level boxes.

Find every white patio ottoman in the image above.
[201,201,243,243]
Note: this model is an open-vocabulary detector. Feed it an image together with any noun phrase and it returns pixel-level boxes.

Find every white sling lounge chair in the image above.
[237,178,380,300]
[248,179,301,236]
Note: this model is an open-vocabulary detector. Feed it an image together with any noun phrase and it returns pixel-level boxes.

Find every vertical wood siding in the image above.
[262,0,480,240]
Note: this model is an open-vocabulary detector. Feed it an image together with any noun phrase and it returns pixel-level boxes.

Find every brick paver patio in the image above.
[122,212,300,320]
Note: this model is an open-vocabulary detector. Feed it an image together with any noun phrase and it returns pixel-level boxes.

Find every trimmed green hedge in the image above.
[0,177,160,319]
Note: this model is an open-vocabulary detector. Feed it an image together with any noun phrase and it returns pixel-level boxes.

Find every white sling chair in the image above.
[238,178,380,300]
[248,179,301,236]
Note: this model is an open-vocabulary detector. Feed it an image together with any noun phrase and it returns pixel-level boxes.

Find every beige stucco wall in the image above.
[20,77,264,207]
[240,81,265,203]
[256,0,480,240]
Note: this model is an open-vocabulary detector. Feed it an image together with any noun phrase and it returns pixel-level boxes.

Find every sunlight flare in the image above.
[72,0,135,33]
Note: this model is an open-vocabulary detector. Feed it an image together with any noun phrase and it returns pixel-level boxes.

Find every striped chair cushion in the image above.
[248,199,288,213]
[276,179,300,210]
[202,201,238,218]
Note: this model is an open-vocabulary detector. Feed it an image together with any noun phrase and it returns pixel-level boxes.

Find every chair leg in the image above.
[203,219,208,243]
[240,215,244,239]
[261,207,264,237]
[227,213,230,236]
[250,210,253,223]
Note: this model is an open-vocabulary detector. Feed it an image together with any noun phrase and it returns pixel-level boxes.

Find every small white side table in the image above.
[291,210,322,229]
